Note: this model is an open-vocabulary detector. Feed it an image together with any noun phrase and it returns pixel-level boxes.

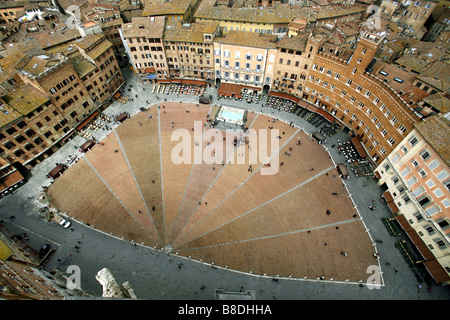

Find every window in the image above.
[406,176,417,187]
[426,179,435,188]
[3,141,15,149]
[245,53,252,60]
[418,168,427,178]
[433,188,443,198]
[427,160,439,171]
[420,150,431,161]
[436,170,448,181]
[401,167,411,177]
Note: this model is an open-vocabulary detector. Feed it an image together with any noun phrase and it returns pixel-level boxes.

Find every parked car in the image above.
[59,218,71,229]
[39,244,52,259]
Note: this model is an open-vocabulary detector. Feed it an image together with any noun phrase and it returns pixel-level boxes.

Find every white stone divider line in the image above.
[177,217,360,252]
[83,156,158,246]
[173,113,261,244]
[113,128,162,245]
[156,104,167,247]
[173,128,301,247]
[169,105,215,243]
[177,164,335,249]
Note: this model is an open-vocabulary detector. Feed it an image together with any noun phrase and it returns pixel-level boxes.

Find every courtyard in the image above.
[47,99,378,284]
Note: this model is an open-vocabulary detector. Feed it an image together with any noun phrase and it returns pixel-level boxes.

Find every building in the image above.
[423,6,450,42]
[213,30,278,91]
[120,16,168,81]
[0,1,27,24]
[374,115,450,285]
[379,0,438,38]
[0,36,124,180]
[271,33,322,96]
[304,31,421,163]
[73,34,125,107]
[163,19,220,82]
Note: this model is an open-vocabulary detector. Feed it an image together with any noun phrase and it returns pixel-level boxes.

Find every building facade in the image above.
[375,115,450,285]
[304,31,420,163]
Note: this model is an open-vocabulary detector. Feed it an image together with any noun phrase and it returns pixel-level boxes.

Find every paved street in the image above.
[1,68,449,300]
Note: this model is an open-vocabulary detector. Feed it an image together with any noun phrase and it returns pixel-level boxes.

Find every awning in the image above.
[387,201,400,214]
[181,79,195,85]
[269,91,300,103]
[316,108,335,123]
[298,99,318,112]
[114,92,121,99]
[115,112,128,123]
[383,191,394,203]
[144,67,155,73]
[350,136,368,158]
[396,214,434,261]
[76,111,98,131]
[423,260,450,284]
[48,164,65,179]
[374,171,381,179]
[218,82,242,96]
[157,79,171,83]
[0,171,25,193]
[193,80,206,86]
[396,214,450,284]
[80,140,96,153]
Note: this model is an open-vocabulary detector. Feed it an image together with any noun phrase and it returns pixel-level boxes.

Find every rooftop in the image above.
[215,30,278,49]
[414,115,450,166]
[1,84,50,116]
[0,101,21,129]
[164,20,219,43]
[122,16,166,39]
[195,2,315,24]
[75,34,113,60]
[19,55,64,78]
[142,0,192,17]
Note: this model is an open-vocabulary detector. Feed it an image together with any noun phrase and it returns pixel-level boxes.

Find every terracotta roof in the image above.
[142,0,192,17]
[414,115,450,166]
[416,60,450,93]
[215,30,278,49]
[70,54,96,78]
[195,2,315,24]
[422,92,450,113]
[2,84,50,116]
[276,33,309,52]
[164,20,219,43]
[0,101,21,129]
[122,16,166,39]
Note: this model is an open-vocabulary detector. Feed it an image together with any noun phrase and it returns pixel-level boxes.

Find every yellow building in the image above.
[213,30,278,91]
